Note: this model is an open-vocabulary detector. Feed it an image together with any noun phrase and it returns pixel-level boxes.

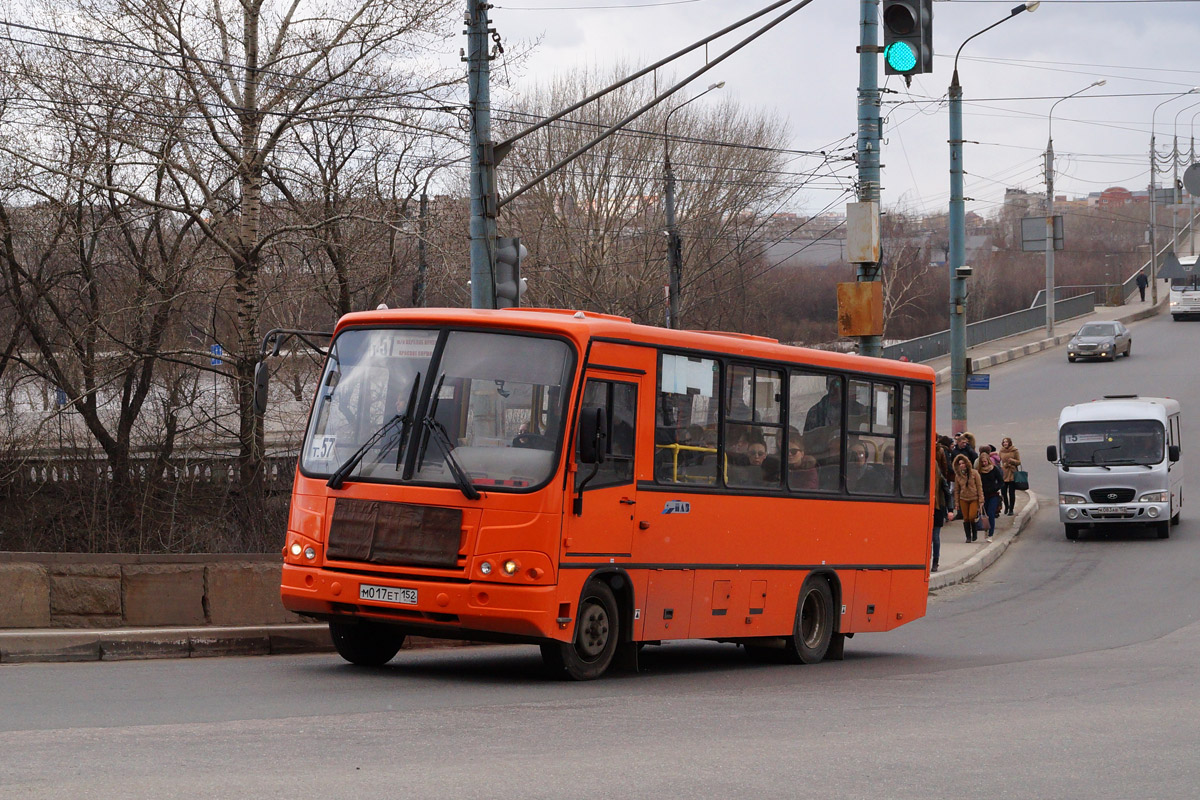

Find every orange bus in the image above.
[270,307,935,679]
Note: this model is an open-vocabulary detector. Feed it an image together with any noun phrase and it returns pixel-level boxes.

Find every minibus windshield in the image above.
[1060,419,1165,466]
[301,328,574,491]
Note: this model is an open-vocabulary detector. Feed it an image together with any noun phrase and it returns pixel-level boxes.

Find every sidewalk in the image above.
[922,295,1165,386]
[930,491,1041,591]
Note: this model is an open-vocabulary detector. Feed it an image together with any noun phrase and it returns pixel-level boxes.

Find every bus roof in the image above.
[332,307,936,383]
[1058,395,1180,425]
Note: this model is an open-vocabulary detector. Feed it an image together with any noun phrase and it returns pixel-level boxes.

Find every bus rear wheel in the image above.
[783,576,834,664]
[329,620,406,666]
[542,581,619,680]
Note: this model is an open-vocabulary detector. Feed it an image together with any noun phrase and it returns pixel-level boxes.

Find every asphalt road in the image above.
[2,312,1199,800]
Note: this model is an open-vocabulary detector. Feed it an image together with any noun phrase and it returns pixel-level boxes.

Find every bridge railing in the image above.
[881,293,1096,363]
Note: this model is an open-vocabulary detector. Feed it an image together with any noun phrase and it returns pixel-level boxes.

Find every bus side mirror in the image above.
[578,406,607,465]
[1169,444,1180,463]
[1046,445,1058,462]
[253,361,270,416]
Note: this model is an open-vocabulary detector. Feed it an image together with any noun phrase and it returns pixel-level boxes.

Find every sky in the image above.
[485,0,1200,218]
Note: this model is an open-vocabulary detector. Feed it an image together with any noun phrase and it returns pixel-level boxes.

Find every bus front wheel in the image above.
[542,581,619,680]
[784,577,834,664]
[329,620,406,666]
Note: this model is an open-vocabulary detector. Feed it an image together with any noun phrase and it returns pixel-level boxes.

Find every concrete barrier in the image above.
[0,553,304,630]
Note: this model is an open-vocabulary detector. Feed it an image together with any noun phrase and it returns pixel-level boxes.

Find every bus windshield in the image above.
[1060,420,1165,466]
[301,328,574,490]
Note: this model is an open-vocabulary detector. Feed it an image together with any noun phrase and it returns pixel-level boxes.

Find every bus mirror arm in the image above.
[573,462,601,516]
[573,406,607,516]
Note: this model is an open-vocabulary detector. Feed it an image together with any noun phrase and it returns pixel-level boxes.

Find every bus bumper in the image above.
[280,564,564,640]
[1059,501,1170,526]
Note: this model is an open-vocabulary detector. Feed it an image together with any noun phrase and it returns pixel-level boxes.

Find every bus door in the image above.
[563,366,643,559]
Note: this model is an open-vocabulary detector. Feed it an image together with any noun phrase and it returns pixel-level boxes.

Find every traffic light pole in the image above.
[856,0,882,358]
[467,0,497,310]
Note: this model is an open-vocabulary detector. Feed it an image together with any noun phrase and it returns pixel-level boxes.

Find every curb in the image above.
[0,623,334,665]
[930,491,1041,591]
[932,299,1165,386]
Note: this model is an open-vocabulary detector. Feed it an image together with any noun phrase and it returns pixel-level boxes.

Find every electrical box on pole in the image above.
[882,0,933,77]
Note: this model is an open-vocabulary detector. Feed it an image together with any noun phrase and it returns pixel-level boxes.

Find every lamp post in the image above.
[1045,80,1105,335]
[664,81,725,329]
[1149,88,1199,306]
[948,2,1038,436]
[1171,101,1200,255]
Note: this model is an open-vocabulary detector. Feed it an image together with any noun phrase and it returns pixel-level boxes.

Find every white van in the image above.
[1047,395,1182,540]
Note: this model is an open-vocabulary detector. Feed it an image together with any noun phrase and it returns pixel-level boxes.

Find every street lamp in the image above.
[1170,100,1200,254]
[1149,88,1200,306]
[664,81,725,329]
[1044,80,1105,335]
[947,2,1038,436]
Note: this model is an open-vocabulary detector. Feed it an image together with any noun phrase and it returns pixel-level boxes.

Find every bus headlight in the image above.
[502,559,520,576]
[290,542,303,557]
[1140,491,1168,503]
[480,561,493,575]
[1060,494,1087,504]
[304,546,316,560]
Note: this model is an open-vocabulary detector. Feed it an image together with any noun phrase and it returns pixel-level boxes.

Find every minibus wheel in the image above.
[784,576,834,664]
[329,620,406,666]
[1156,521,1170,539]
[1064,524,1080,540]
[542,581,619,680]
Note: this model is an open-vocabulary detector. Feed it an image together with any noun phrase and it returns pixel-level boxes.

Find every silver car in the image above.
[1067,321,1131,362]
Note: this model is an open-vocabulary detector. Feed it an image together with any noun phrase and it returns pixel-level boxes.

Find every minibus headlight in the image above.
[1140,491,1168,503]
[1066,508,1079,520]
[1148,507,1160,518]
[1060,494,1087,504]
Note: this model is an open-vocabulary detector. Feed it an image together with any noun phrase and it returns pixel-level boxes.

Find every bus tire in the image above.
[1156,521,1170,539]
[784,576,834,664]
[543,581,619,680]
[329,620,405,666]
[1064,524,1080,541]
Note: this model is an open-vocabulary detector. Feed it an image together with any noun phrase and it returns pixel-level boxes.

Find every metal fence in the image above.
[881,292,1096,363]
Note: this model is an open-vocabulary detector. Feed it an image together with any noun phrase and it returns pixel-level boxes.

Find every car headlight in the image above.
[1140,491,1169,503]
[1060,494,1087,504]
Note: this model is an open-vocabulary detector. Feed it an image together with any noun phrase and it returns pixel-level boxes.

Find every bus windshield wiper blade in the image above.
[327,413,406,489]
[422,415,481,500]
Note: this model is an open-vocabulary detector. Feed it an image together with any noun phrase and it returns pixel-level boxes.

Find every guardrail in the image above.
[881,293,1096,363]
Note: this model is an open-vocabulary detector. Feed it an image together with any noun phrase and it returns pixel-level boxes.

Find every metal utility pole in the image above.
[1149,90,1199,307]
[1045,81,1103,335]
[948,2,1037,436]
[416,192,428,307]
[663,82,723,329]
[855,0,882,358]
[466,0,497,309]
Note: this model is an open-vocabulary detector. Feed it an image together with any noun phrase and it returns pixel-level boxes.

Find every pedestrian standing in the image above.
[1136,270,1149,302]
[953,454,984,543]
[977,455,1003,543]
[950,432,977,465]
[999,436,1022,515]
[932,448,953,572]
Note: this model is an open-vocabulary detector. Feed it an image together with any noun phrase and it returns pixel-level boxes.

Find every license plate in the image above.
[359,583,418,605]
[1094,506,1126,514]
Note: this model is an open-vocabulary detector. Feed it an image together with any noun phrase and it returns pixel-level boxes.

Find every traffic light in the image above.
[882,0,933,77]
[494,236,527,308]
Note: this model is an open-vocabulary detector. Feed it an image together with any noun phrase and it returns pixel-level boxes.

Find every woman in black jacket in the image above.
[977,455,1004,542]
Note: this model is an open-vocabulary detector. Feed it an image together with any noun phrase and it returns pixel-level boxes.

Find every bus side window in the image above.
[577,379,636,490]
[791,371,841,492]
[656,354,719,485]
[900,384,930,498]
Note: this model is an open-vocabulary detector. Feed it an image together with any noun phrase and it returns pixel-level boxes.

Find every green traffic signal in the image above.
[884,41,917,73]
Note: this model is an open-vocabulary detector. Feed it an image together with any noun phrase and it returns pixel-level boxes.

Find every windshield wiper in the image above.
[327,372,421,489]
[327,415,405,489]
[418,373,480,500]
